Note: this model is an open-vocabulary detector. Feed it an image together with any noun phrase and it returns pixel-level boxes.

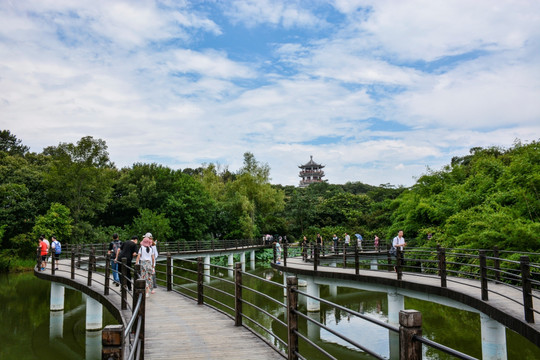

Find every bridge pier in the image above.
[50,282,65,311]
[204,256,211,283]
[85,295,103,330]
[228,254,234,278]
[250,250,256,270]
[306,277,320,312]
[240,252,246,272]
[480,313,507,360]
[49,310,64,340]
[329,284,338,298]
[370,259,378,270]
[86,330,102,359]
[307,311,321,342]
[387,290,404,326]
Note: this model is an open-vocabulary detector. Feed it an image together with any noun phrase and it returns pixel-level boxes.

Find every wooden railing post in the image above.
[87,250,94,287]
[354,241,359,275]
[121,258,127,310]
[134,264,141,283]
[197,257,204,305]
[102,325,124,359]
[342,242,347,267]
[77,245,81,269]
[438,247,447,288]
[314,243,319,271]
[520,256,534,323]
[480,250,488,301]
[133,264,142,310]
[134,278,146,360]
[399,310,422,360]
[273,243,277,263]
[51,250,56,275]
[235,262,242,326]
[283,241,288,267]
[287,276,299,360]
[493,246,501,282]
[91,247,96,271]
[71,249,75,279]
[105,253,111,295]
[166,253,172,291]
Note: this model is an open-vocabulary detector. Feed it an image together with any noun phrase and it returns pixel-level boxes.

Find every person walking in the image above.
[344,233,350,252]
[301,236,308,261]
[108,233,122,286]
[116,236,138,291]
[51,236,61,270]
[392,230,407,272]
[38,236,48,271]
[136,236,155,297]
[147,233,158,294]
[374,235,380,251]
[332,234,339,255]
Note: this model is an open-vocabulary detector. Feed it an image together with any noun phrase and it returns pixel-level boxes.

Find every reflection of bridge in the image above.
[272,244,540,359]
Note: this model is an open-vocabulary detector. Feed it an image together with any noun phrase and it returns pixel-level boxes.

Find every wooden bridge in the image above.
[34,241,540,360]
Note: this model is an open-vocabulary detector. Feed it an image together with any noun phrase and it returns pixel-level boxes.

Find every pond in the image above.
[0,272,117,360]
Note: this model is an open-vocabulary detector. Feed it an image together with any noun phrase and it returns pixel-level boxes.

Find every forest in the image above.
[1,130,538,271]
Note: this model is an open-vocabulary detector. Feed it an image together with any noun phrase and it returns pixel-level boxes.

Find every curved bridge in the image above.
[272,244,540,347]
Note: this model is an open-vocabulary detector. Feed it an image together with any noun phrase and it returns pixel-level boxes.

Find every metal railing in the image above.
[276,242,540,324]
[161,252,481,360]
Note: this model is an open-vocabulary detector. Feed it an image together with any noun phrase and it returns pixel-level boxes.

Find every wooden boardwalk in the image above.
[35,260,282,360]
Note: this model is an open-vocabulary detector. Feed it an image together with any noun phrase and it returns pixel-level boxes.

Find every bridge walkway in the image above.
[36,259,282,360]
[277,256,540,341]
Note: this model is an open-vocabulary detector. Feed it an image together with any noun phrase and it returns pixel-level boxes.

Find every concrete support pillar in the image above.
[329,284,338,298]
[387,290,404,326]
[228,254,234,278]
[85,296,103,330]
[330,262,337,268]
[307,311,320,341]
[481,313,507,360]
[370,259,378,270]
[240,252,246,272]
[283,273,288,297]
[50,282,65,311]
[49,310,64,340]
[306,277,320,312]
[204,255,211,283]
[85,330,102,359]
[250,250,256,270]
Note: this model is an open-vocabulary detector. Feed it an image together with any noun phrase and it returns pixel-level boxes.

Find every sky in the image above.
[1,0,539,187]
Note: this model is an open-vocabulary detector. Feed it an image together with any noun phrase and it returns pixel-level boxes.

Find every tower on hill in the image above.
[298,155,325,187]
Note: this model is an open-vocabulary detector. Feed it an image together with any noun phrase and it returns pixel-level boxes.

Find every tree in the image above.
[32,203,73,241]
[0,130,29,156]
[128,208,172,242]
[42,136,115,239]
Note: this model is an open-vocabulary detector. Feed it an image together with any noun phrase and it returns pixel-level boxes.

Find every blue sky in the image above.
[1,0,539,187]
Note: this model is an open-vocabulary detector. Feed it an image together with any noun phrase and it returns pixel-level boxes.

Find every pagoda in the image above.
[298,155,325,187]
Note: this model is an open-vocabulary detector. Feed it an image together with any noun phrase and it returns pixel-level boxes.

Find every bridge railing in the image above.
[161,252,479,360]
[278,243,540,324]
[37,246,148,359]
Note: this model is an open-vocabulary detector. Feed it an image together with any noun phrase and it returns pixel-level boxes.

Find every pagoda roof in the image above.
[298,155,325,168]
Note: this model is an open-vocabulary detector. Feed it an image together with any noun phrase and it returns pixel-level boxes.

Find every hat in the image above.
[144,232,153,238]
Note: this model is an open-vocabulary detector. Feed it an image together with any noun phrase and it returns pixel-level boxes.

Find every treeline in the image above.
[1,130,538,270]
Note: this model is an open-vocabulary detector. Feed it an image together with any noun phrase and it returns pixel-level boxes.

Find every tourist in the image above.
[392,230,407,272]
[51,236,61,270]
[136,236,155,297]
[316,233,323,256]
[332,234,339,254]
[116,236,138,291]
[344,233,350,252]
[38,236,47,271]
[41,234,50,268]
[108,233,122,286]
[274,240,282,264]
[374,235,379,251]
[147,233,158,294]
[355,234,363,252]
[301,236,308,261]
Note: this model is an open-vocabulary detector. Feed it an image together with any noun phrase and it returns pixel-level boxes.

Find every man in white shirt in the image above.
[392,230,406,251]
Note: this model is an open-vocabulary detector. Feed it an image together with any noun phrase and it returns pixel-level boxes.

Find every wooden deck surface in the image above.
[35,260,283,359]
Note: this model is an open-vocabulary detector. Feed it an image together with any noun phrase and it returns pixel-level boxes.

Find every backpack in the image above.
[112,240,122,256]
[53,240,61,255]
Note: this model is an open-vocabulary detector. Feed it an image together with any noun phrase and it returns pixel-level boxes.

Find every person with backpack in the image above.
[51,236,61,270]
[108,233,122,286]
[136,235,155,297]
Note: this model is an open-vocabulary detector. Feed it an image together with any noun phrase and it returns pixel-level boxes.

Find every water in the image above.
[0,272,118,359]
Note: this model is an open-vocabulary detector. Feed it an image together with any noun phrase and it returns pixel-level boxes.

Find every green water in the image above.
[0,272,118,360]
